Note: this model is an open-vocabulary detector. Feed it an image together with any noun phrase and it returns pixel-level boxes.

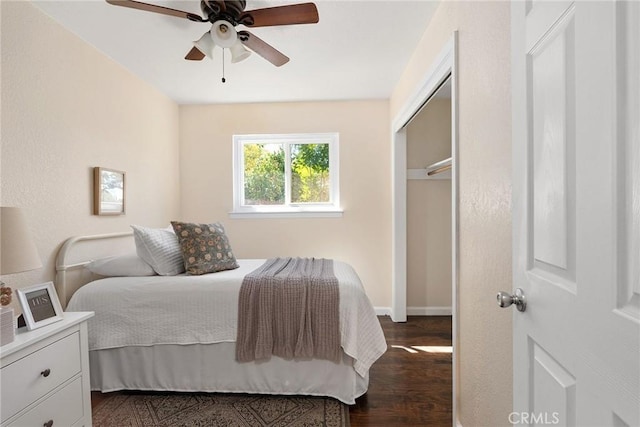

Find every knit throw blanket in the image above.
[236,257,341,363]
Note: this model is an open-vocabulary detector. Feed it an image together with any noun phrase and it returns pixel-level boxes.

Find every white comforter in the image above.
[67,259,387,377]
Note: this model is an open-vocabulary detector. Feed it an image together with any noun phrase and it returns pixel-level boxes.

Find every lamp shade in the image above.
[211,20,237,48]
[0,207,42,275]
[230,40,251,63]
[194,31,216,59]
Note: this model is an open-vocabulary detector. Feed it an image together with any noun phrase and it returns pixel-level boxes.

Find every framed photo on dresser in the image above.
[16,282,64,330]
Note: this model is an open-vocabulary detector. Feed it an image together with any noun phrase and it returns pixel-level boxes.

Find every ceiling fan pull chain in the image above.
[222,49,226,83]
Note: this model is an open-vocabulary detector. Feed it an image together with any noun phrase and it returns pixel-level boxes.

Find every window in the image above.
[232,133,341,218]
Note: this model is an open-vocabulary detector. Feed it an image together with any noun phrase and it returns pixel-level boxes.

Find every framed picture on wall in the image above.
[94,167,125,215]
[16,282,64,330]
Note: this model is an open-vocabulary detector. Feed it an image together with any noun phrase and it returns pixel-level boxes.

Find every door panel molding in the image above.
[530,339,576,426]
[616,0,640,320]
[529,7,576,277]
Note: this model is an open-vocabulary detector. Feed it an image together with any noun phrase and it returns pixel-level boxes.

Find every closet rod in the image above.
[427,164,452,177]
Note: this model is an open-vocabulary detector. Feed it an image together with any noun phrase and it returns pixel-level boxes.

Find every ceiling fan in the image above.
[105,0,319,67]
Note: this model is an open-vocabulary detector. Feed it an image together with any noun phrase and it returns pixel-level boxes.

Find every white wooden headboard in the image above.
[55,232,135,308]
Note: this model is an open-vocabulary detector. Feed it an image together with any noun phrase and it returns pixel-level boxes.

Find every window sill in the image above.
[229,209,344,219]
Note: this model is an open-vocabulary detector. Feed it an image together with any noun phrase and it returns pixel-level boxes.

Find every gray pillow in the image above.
[170,221,239,275]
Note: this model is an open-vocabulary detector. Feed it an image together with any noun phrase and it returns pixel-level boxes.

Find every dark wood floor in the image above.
[91,316,453,426]
[350,316,452,426]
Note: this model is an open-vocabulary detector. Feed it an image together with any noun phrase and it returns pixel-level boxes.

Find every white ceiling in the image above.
[32,0,439,104]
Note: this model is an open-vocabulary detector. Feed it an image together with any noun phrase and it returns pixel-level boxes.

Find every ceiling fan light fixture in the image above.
[230,40,251,63]
[211,20,237,48]
[194,31,216,59]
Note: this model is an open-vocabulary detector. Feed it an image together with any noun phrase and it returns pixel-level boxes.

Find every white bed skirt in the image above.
[89,342,369,405]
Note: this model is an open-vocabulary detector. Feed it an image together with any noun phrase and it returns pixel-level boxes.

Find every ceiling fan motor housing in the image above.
[201,0,248,25]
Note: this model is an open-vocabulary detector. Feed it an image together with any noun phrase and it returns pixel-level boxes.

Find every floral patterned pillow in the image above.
[170,221,239,275]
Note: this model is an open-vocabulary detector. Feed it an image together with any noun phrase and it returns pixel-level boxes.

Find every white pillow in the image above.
[86,253,156,277]
[131,225,185,276]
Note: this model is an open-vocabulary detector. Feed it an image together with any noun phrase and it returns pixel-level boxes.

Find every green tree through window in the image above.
[291,143,330,203]
[234,133,340,215]
[243,144,285,205]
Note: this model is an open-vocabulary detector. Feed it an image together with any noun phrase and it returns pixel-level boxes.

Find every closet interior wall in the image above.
[406,97,453,314]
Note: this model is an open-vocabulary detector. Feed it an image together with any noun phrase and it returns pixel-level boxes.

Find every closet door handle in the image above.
[41,368,51,377]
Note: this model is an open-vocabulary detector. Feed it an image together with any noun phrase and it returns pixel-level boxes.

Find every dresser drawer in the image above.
[1,332,81,422]
[6,377,84,427]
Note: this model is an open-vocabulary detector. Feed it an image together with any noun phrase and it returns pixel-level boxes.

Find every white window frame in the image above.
[231,133,342,218]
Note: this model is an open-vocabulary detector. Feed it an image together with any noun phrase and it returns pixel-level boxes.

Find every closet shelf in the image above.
[407,157,452,180]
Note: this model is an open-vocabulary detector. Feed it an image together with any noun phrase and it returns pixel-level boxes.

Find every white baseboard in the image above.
[407,306,452,316]
[374,307,392,316]
[374,306,452,316]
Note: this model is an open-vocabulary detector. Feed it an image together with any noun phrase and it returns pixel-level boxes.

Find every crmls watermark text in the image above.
[509,412,560,425]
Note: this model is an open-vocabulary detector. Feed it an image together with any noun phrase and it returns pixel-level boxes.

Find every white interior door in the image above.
[511,1,640,425]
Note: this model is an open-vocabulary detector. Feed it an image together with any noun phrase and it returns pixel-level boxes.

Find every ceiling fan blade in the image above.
[241,3,319,27]
[185,46,206,61]
[105,0,206,22]
[238,31,289,67]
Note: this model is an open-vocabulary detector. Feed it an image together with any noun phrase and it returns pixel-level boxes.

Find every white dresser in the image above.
[0,312,94,427]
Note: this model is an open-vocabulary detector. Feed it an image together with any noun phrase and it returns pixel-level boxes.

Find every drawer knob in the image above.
[44,420,53,427]
[41,368,51,377]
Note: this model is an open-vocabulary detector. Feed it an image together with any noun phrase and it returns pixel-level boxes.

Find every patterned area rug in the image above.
[92,392,350,427]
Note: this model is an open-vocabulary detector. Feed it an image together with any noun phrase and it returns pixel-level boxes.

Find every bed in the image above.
[56,231,387,405]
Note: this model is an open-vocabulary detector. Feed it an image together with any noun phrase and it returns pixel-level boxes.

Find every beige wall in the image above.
[391,1,513,425]
[179,101,391,306]
[0,1,180,308]
[406,98,452,309]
